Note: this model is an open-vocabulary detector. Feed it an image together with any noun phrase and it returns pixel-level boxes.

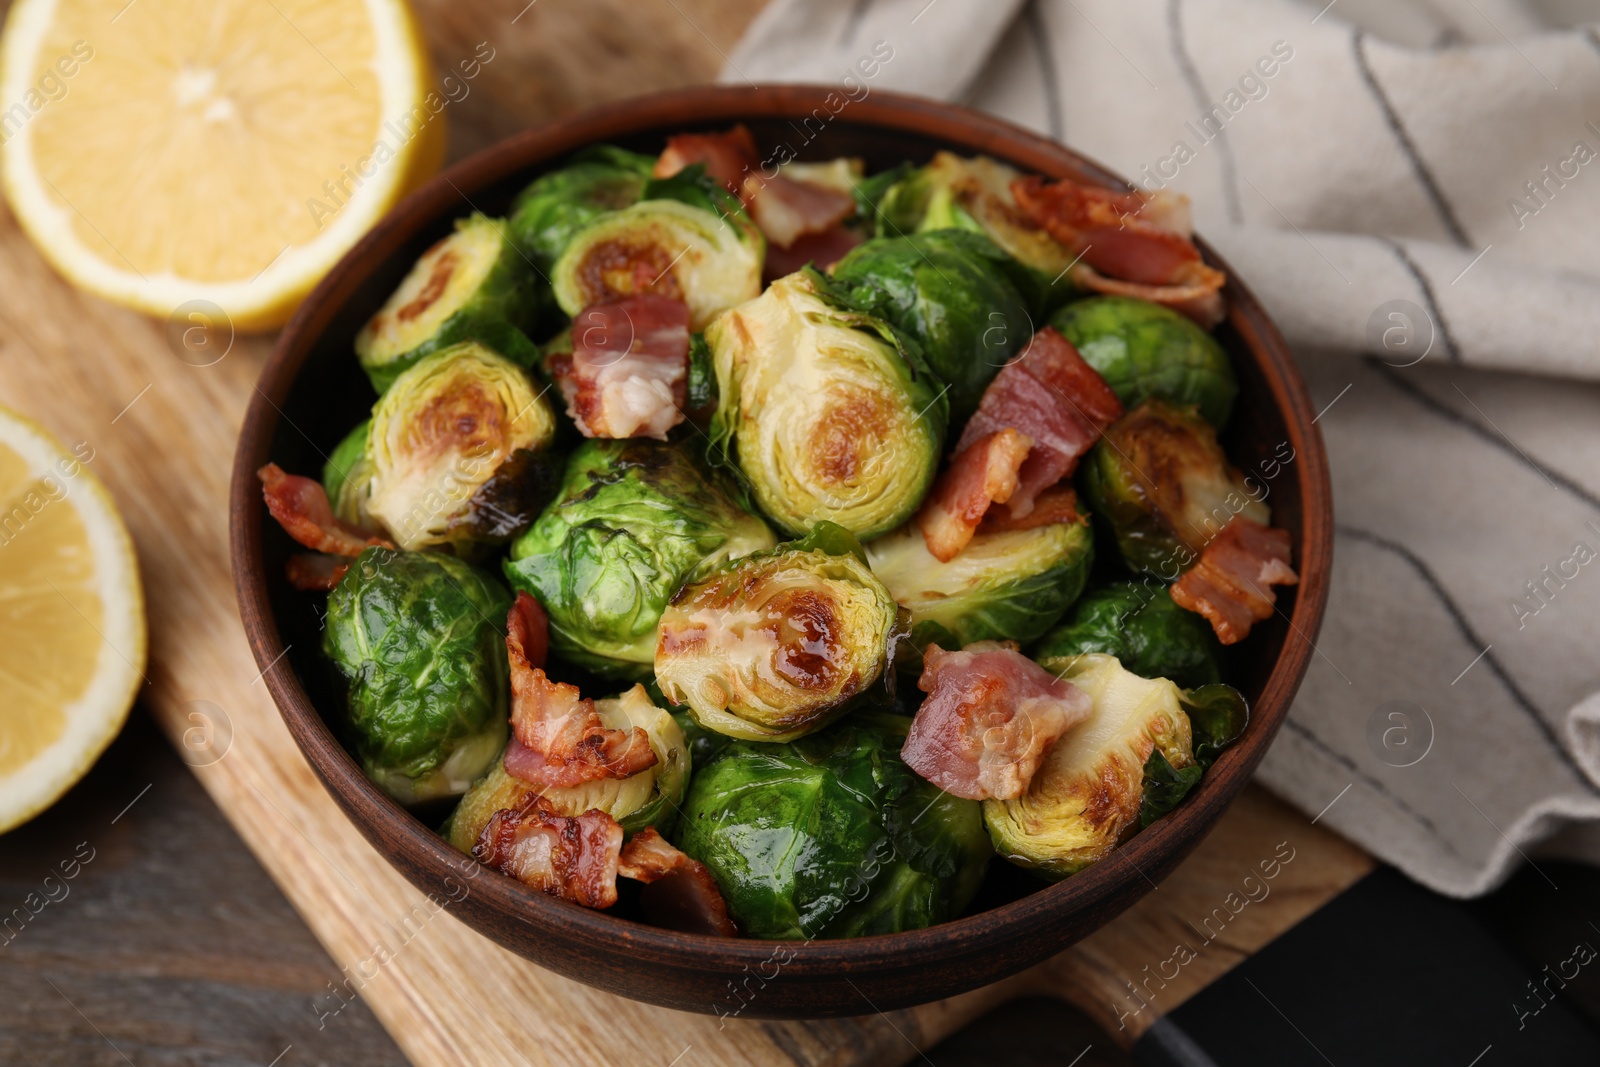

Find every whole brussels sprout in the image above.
[1051,296,1237,428]
[322,420,373,527]
[983,653,1194,878]
[445,684,690,850]
[866,516,1092,669]
[1080,399,1268,578]
[655,522,902,742]
[831,230,1033,423]
[674,712,992,938]
[1033,581,1221,689]
[355,214,542,394]
[509,146,655,269]
[706,267,947,539]
[366,342,558,551]
[552,198,762,330]
[504,439,775,679]
[323,548,513,804]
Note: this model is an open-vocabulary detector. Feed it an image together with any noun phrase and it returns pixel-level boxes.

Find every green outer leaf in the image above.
[322,548,512,802]
[509,152,653,270]
[1183,683,1250,767]
[1137,749,1205,829]
[850,162,912,236]
[322,420,370,522]
[1032,580,1221,689]
[1051,296,1237,428]
[639,162,747,222]
[686,332,717,415]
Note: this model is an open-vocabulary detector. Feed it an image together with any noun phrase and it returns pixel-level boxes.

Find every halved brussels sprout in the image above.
[445,684,690,850]
[674,711,991,939]
[866,516,1092,669]
[552,198,762,330]
[655,522,902,742]
[1051,296,1237,428]
[1033,580,1221,689]
[509,147,655,269]
[983,653,1194,878]
[322,420,373,527]
[1139,684,1249,828]
[323,547,512,804]
[1080,399,1269,577]
[505,439,775,678]
[366,342,558,551]
[705,268,946,539]
[831,230,1032,422]
[355,214,542,394]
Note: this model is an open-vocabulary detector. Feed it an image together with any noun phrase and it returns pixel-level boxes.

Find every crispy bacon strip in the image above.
[761,223,864,281]
[284,553,350,591]
[475,797,624,909]
[916,429,1032,562]
[258,463,392,557]
[741,172,856,249]
[956,329,1122,518]
[654,124,759,195]
[551,296,691,441]
[977,485,1082,534]
[1170,517,1299,645]
[1012,176,1227,328]
[903,644,1093,801]
[504,593,658,788]
[618,828,739,937]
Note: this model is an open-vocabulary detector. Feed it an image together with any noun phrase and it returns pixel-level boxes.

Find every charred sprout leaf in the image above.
[446,684,690,849]
[509,147,655,270]
[322,420,373,527]
[1137,749,1205,829]
[705,267,946,539]
[655,521,900,742]
[1033,580,1221,689]
[673,712,990,939]
[1080,399,1268,577]
[355,214,542,394]
[445,448,565,545]
[367,342,558,551]
[323,548,512,805]
[552,197,762,330]
[867,516,1092,671]
[1051,296,1237,428]
[984,653,1194,878]
[831,230,1033,423]
[504,439,775,679]
[1183,683,1250,767]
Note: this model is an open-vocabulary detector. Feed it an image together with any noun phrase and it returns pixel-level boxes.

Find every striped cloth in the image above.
[725,0,1600,896]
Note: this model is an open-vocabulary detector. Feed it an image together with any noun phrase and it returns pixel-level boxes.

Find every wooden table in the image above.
[0,1,1374,1063]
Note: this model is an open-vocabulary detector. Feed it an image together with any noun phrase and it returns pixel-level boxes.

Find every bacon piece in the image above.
[955,328,1123,518]
[654,124,759,195]
[761,223,864,281]
[258,463,392,557]
[552,296,690,440]
[977,485,1081,534]
[284,553,350,591]
[903,644,1093,801]
[618,828,739,937]
[916,429,1032,562]
[741,173,856,249]
[1170,517,1299,645]
[474,797,623,909]
[504,593,657,788]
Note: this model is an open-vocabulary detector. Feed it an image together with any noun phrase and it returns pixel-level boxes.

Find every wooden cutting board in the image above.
[0,1,1373,1062]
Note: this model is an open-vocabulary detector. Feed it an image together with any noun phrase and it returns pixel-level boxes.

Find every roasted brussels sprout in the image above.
[831,230,1032,422]
[445,684,690,850]
[509,147,655,269]
[1033,581,1222,689]
[505,439,775,678]
[1138,684,1249,828]
[323,548,513,804]
[552,198,762,330]
[444,448,565,546]
[1051,296,1237,428]
[366,342,558,551]
[866,516,1092,668]
[983,653,1194,877]
[674,712,991,938]
[355,214,542,394]
[1080,399,1268,577]
[706,268,946,539]
[322,420,373,527]
[655,522,902,742]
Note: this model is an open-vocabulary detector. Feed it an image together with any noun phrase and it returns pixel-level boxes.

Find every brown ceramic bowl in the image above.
[230,85,1331,1018]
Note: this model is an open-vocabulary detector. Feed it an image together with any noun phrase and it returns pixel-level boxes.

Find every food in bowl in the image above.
[254,125,1299,940]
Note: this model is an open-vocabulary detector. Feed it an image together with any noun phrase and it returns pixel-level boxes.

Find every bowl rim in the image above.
[230,84,1332,973]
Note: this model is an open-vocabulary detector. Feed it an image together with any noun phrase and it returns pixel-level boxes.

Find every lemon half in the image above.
[0,408,144,833]
[0,0,444,330]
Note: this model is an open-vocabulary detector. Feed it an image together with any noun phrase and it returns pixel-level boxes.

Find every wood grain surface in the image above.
[0,0,1372,1063]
